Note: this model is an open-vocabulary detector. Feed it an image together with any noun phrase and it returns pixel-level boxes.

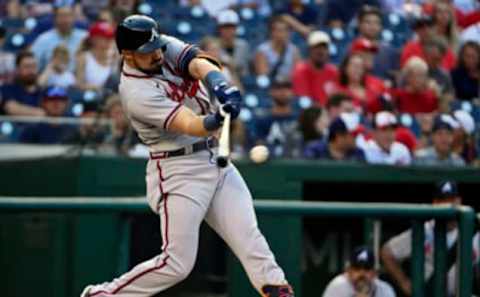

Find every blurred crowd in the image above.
[1,0,480,165]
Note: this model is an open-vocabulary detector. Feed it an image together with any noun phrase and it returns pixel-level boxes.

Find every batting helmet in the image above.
[115,15,168,54]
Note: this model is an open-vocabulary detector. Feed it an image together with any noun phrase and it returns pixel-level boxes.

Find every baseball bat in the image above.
[216,112,231,168]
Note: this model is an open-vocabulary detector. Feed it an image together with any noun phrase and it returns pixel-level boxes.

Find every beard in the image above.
[19,74,38,86]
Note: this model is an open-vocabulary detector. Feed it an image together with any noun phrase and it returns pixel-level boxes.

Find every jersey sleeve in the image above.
[125,84,182,131]
[162,35,200,77]
[385,229,412,261]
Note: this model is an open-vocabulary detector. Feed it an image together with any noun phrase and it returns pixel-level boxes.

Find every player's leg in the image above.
[204,165,293,296]
[83,193,206,297]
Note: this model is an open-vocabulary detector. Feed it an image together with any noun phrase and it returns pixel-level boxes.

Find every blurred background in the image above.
[0,0,480,297]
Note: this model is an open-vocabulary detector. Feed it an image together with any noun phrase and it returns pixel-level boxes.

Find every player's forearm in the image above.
[188,58,221,81]
[381,246,410,288]
[4,101,45,116]
[168,107,220,137]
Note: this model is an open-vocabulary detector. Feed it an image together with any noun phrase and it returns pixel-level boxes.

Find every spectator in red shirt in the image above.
[335,53,383,115]
[393,57,439,114]
[292,31,338,106]
[423,0,480,29]
[401,15,457,71]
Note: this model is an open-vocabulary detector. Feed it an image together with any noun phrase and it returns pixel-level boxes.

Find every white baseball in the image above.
[249,145,269,164]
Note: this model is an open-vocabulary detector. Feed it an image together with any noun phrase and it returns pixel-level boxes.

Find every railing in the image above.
[0,197,475,297]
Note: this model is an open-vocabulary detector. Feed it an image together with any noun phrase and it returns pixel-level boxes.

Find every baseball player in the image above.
[80,15,294,297]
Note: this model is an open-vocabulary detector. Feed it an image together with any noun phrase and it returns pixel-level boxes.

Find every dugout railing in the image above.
[0,197,475,297]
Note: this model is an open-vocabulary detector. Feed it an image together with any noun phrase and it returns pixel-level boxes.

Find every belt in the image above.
[149,138,218,159]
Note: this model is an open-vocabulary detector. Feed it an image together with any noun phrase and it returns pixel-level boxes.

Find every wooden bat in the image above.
[216,112,231,168]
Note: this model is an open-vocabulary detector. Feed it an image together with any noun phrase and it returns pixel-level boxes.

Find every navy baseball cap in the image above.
[432,114,458,132]
[435,181,459,199]
[328,113,360,141]
[350,246,374,270]
[43,86,68,100]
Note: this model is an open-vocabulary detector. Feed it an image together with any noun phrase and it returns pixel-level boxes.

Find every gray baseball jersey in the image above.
[322,274,396,297]
[83,35,288,297]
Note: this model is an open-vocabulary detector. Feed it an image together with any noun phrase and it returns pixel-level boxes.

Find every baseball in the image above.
[249,145,269,164]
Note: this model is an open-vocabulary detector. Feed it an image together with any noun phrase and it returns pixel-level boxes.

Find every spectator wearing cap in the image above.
[452,110,477,164]
[400,15,456,71]
[304,112,366,162]
[252,79,301,158]
[19,86,75,144]
[363,111,412,165]
[0,24,15,85]
[450,41,480,101]
[292,31,338,106]
[254,16,301,82]
[392,57,439,114]
[215,10,250,78]
[333,53,383,114]
[381,180,480,297]
[415,113,466,166]
[323,246,396,297]
[356,5,400,81]
[30,5,87,71]
[2,51,44,116]
[76,21,117,91]
[38,45,76,88]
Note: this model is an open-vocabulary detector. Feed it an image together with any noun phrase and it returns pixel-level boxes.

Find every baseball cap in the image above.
[89,21,115,39]
[328,112,360,140]
[217,10,240,26]
[42,86,68,101]
[307,31,331,47]
[453,110,475,135]
[432,114,459,132]
[435,181,459,199]
[350,37,378,54]
[350,246,374,270]
[374,111,397,129]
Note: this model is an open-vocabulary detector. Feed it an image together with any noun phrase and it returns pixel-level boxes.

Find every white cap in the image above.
[453,110,475,134]
[375,111,397,129]
[217,10,240,26]
[307,31,331,47]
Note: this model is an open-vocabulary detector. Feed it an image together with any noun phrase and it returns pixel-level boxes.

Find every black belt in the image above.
[150,138,218,159]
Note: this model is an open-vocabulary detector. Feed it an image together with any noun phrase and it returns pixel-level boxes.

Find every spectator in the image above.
[430,1,460,48]
[415,114,466,166]
[0,25,15,86]
[452,110,477,164]
[298,106,326,146]
[252,80,301,158]
[326,93,355,121]
[392,57,439,114]
[381,180,480,297]
[254,16,301,82]
[326,0,381,28]
[19,86,75,144]
[363,111,412,165]
[215,10,250,78]
[278,0,320,27]
[323,246,396,297]
[451,41,480,101]
[334,53,382,114]
[423,0,480,29]
[75,21,117,91]
[304,112,366,162]
[292,31,338,106]
[101,94,137,155]
[356,5,400,81]
[423,37,455,109]
[2,51,44,116]
[37,45,76,88]
[199,36,243,91]
[64,100,106,145]
[381,0,423,16]
[30,5,88,71]
[400,15,457,71]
